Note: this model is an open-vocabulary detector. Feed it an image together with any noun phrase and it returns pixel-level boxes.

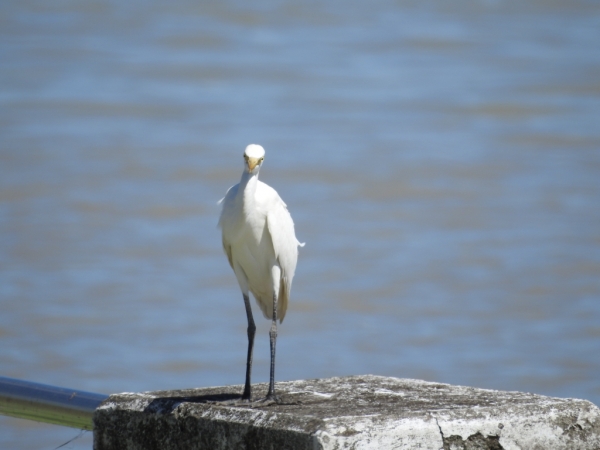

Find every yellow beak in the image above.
[247,157,260,171]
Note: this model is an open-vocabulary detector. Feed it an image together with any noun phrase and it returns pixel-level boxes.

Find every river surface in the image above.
[1,1,600,448]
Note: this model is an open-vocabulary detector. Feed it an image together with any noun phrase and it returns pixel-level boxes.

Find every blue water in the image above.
[1,1,600,448]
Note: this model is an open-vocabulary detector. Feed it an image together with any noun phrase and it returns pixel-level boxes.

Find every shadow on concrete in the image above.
[144,393,242,414]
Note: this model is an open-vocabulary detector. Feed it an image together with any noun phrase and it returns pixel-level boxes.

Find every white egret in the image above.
[218,144,303,402]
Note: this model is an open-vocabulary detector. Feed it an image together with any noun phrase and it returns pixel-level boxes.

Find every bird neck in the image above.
[239,170,259,207]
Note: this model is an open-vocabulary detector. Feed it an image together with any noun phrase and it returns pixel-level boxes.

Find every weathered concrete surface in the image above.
[93,375,600,450]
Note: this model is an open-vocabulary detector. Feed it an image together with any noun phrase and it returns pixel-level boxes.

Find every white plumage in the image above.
[218,144,303,401]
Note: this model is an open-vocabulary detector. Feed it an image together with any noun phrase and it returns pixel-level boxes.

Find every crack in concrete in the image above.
[433,416,445,449]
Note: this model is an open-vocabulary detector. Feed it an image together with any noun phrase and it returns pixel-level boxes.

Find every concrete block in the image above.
[93,375,600,449]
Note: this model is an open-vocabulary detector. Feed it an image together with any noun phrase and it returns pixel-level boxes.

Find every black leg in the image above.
[242,294,256,401]
[266,292,278,400]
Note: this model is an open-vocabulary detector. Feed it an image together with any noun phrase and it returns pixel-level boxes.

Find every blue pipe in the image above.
[0,376,108,430]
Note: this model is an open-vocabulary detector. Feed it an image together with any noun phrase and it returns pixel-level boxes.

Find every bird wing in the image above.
[263,184,302,322]
[264,190,300,278]
[218,184,238,269]
[222,237,233,269]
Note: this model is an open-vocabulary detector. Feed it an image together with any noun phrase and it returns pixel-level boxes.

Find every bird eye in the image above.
[260,157,264,162]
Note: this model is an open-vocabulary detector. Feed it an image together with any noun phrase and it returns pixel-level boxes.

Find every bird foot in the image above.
[253,393,281,406]
[203,390,289,408]
[206,394,298,408]
[205,396,253,407]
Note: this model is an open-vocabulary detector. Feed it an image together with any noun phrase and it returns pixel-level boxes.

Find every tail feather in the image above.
[278,277,289,323]
[253,275,290,323]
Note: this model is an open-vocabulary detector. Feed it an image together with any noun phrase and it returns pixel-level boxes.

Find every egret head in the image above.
[243,144,265,174]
